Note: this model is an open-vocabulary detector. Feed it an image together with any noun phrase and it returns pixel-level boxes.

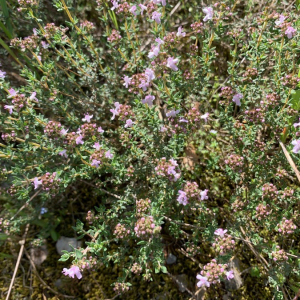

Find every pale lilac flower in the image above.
[60,128,69,136]
[166,57,179,71]
[166,109,180,117]
[210,130,217,135]
[201,113,209,123]
[0,70,6,78]
[29,92,39,102]
[76,135,84,145]
[82,114,93,123]
[292,140,300,153]
[232,93,243,106]
[285,26,296,39]
[294,119,300,128]
[33,177,43,190]
[41,41,49,49]
[226,271,234,280]
[148,45,160,59]
[142,95,155,107]
[123,76,131,88]
[174,173,181,181]
[8,88,18,98]
[203,7,213,22]
[111,0,119,10]
[91,159,101,168]
[76,128,82,134]
[139,80,150,91]
[196,275,210,287]
[155,37,164,45]
[37,55,42,62]
[200,189,208,200]
[110,102,121,120]
[125,119,134,128]
[93,142,101,150]
[161,0,166,6]
[214,228,227,238]
[33,28,38,35]
[160,126,167,132]
[59,149,68,158]
[62,266,82,279]
[130,5,137,15]
[179,118,188,123]
[139,4,147,14]
[98,127,104,133]
[177,26,186,37]
[275,15,285,26]
[105,150,113,159]
[152,11,162,24]
[170,158,178,166]
[145,68,155,82]
[177,190,188,205]
[4,105,14,114]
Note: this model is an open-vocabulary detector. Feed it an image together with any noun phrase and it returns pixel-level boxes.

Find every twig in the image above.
[10,190,41,221]
[24,249,75,299]
[5,224,30,300]
[167,271,196,299]
[80,180,121,199]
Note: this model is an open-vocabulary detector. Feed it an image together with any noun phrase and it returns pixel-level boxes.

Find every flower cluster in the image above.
[114,223,130,239]
[271,246,288,262]
[255,204,272,220]
[224,154,244,171]
[277,218,297,235]
[155,158,180,181]
[136,198,151,216]
[134,216,160,238]
[262,183,278,199]
[212,229,235,255]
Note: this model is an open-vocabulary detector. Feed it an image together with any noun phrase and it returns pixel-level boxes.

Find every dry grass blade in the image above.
[279,141,300,184]
[5,224,29,300]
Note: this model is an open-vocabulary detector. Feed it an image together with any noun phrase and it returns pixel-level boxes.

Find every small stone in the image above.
[174,274,188,292]
[30,245,48,266]
[55,236,81,255]
[166,253,177,264]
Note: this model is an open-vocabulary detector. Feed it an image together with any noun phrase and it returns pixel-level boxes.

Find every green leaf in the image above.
[50,229,60,241]
[59,252,70,262]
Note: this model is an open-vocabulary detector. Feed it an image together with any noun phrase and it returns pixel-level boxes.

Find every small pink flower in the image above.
[91,159,101,168]
[166,109,180,117]
[105,150,113,159]
[155,37,164,45]
[58,149,68,158]
[29,92,39,102]
[203,7,213,22]
[0,70,6,78]
[214,228,227,238]
[275,15,285,26]
[177,26,186,37]
[98,127,104,133]
[196,275,210,287]
[292,140,300,153]
[93,142,101,150]
[62,266,82,279]
[142,95,155,107]
[285,26,296,39]
[200,113,209,123]
[200,189,208,200]
[82,114,93,123]
[125,119,134,128]
[226,270,234,280]
[232,93,243,106]
[166,57,179,71]
[111,0,119,10]
[148,45,160,59]
[139,4,147,14]
[145,68,155,82]
[152,11,162,24]
[8,88,18,98]
[130,5,137,15]
[123,76,131,88]
[60,128,69,136]
[33,177,43,190]
[76,135,84,145]
[177,190,188,205]
[4,105,14,114]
